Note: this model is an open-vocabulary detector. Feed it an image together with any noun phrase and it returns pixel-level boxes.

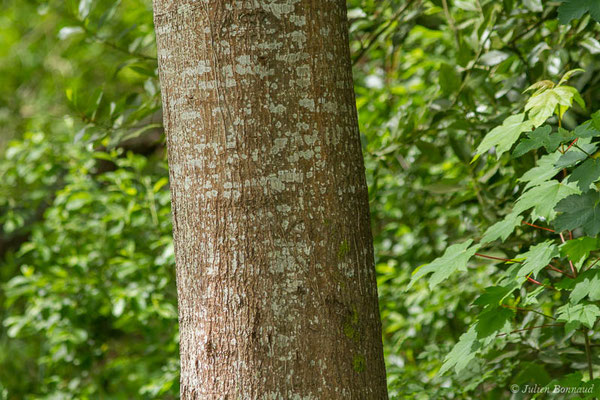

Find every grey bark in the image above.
[153,1,388,398]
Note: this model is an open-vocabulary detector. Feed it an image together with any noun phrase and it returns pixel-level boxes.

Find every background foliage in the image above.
[1,0,600,398]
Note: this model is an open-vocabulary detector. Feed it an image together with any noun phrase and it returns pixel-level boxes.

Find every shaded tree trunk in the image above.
[153,1,388,398]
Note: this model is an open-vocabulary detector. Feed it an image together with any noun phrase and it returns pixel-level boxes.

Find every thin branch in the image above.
[441,0,460,47]
[560,232,577,277]
[565,138,579,153]
[352,0,417,65]
[496,323,563,337]
[476,253,572,280]
[546,264,574,279]
[574,144,593,158]
[527,275,550,288]
[75,20,157,61]
[501,304,557,321]
[509,13,553,46]
[583,257,600,273]
[522,221,555,233]
[475,253,521,263]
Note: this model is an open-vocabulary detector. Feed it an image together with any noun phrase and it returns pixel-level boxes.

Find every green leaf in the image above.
[558,0,600,24]
[556,303,600,333]
[522,284,547,306]
[560,237,600,264]
[543,373,585,397]
[518,152,562,190]
[567,159,600,192]
[592,111,600,130]
[475,113,534,158]
[513,125,562,157]
[524,80,554,95]
[79,0,93,19]
[480,213,522,244]
[440,306,514,376]
[572,120,600,138]
[570,270,600,304]
[559,85,586,110]
[513,180,580,221]
[554,141,597,169]
[516,241,559,278]
[439,63,461,95]
[153,177,169,193]
[479,50,509,66]
[438,326,480,375]
[408,240,480,290]
[522,0,542,12]
[513,363,551,386]
[474,306,514,340]
[558,69,585,86]
[555,191,600,236]
[472,282,520,307]
[525,86,580,127]
[581,37,600,54]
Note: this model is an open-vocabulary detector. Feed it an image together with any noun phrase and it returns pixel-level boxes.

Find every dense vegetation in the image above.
[2,0,600,398]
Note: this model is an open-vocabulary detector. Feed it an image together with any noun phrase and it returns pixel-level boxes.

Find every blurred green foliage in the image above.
[2,0,600,398]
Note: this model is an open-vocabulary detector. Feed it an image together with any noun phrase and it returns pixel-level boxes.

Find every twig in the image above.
[441,0,460,47]
[352,0,417,65]
[501,304,557,321]
[475,253,521,263]
[560,232,577,277]
[574,144,593,158]
[546,264,574,278]
[496,323,563,337]
[522,221,555,233]
[509,16,550,45]
[565,138,579,153]
[78,21,156,61]
[583,257,600,273]
[527,275,550,288]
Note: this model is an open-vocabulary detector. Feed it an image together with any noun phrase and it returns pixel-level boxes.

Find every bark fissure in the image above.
[153,1,388,398]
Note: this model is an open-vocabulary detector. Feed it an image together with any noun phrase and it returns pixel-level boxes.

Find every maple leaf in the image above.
[567,158,600,192]
[560,236,600,264]
[570,270,600,304]
[408,240,479,290]
[554,191,600,236]
[516,241,559,279]
[475,113,534,159]
[558,0,600,24]
[480,213,522,244]
[556,303,600,333]
[513,180,579,221]
[525,86,582,127]
[513,125,563,157]
[438,326,480,375]
[519,152,562,190]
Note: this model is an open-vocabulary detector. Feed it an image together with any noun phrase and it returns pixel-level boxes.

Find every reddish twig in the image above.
[476,254,570,282]
[546,263,574,278]
[527,275,545,287]
[475,253,521,263]
[522,221,556,233]
[565,138,579,153]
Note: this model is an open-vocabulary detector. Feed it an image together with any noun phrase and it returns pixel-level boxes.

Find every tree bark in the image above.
[153,1,388,398]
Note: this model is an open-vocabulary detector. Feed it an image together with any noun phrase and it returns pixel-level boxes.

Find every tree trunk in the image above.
[153,1,388,398]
